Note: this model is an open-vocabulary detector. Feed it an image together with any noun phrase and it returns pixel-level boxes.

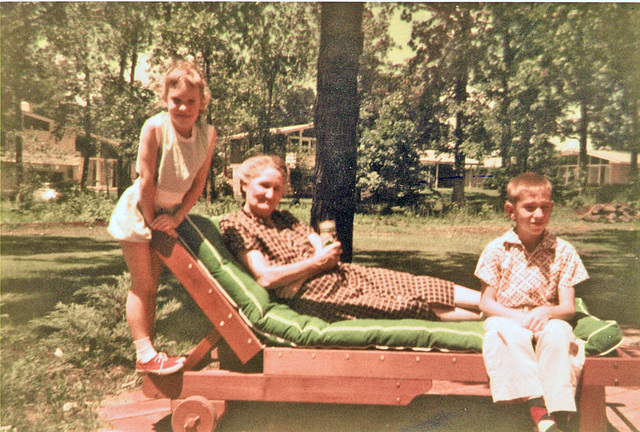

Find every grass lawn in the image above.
[1,206,638,431]
[351,216,640,327]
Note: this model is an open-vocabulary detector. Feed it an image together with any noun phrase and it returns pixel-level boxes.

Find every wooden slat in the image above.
[151,231,262,364]
[182,329,222,372]
[263,348,640,385]
[144,371,433,406]
[577,385,607,432]
[582,355,640,387]
[264,348,489,382]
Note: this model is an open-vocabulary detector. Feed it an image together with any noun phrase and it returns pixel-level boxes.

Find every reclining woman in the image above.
[219,154,481,323]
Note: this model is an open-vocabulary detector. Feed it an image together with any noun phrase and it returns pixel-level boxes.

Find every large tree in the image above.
[405,4,487,206]
[477,3,565,191]
[37,3,115,189]
[1,3,53,194]
[98,3,159,195]
[553,4,618,186]
[237,3,318,154]
[598,4,640,182]
[311,3,364,263]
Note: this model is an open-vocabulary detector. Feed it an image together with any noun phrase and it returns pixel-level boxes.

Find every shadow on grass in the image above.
[354,249,482,291]
[154,276,213,344]
[564,229,640,327]
[354,228,639,327]
[1,234,127,324]
[1,234,121,256]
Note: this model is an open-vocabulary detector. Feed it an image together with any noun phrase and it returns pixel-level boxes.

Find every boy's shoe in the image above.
[136,352,185,375]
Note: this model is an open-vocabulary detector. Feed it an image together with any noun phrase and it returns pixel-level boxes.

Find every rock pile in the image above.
[579,202,640,223]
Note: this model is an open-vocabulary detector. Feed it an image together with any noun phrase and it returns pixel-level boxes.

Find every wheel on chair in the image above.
[171,395,217,432]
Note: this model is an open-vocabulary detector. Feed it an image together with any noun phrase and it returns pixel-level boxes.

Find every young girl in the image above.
[108,61,217,375]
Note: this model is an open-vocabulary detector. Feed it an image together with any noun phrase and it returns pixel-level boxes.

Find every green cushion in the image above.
[177,214,622,355]
[570,298,624,356]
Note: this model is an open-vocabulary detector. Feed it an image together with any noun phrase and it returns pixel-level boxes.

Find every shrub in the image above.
[289,164,315,199]
[56,186,116,222]
[1,273,191,431]
[357,92,427,208]
[1,275,138,432]
[31,274,134,369]
[9,184,116,224]
[199,197,243,217]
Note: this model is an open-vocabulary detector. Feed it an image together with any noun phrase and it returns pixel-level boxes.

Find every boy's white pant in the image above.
[483,317,585,413]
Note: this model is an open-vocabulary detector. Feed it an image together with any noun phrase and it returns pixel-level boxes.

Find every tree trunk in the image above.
[498,14,513,172]
[79,66,95,191]
[628,97,639,182]
[202,53,216,202]
[452,110,466,207]
[517,120,532,173]
[118,158,134,197]
[130,50,138,84]
[311,2,363,263]
[15,100,24,199]
[579,100,589,186]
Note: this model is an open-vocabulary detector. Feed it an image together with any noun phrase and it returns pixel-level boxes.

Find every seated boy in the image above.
[475,172,588,432]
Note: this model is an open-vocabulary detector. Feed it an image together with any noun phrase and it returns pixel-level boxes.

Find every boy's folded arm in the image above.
[479,282,527,322]
[534,287,576,322]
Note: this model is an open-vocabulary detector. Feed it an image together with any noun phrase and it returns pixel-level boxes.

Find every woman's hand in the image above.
[273,242,341,298]
[314,241,342,271]
[308,233,341,270]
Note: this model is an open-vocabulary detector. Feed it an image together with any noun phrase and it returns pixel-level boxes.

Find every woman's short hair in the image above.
[237,154,288,196]
[506,172,552,204]
[161,60,211,111]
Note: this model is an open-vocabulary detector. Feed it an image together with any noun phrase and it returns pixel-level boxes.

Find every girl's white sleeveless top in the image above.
[136,112,212,210]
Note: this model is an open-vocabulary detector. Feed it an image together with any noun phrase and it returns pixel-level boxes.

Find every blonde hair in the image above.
[238,154,288,197]
[506,172,552,204]
[161,60,211,111]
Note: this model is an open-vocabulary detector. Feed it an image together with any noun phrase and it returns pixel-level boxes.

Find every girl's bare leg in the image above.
[121,240,184,375]
[121,241,163,341]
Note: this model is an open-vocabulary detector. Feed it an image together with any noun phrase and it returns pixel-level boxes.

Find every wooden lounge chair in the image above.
[142,215,640,432]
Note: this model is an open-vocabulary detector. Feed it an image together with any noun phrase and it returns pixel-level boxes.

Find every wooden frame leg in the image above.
[183,329,222,371]
[578,385,607,432]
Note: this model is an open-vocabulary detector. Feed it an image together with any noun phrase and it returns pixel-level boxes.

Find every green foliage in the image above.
[198,196,243,217]
[289,164,315,199]
[357,91,427,207]
[4,3,639,228]
[0,272,192,431]
[213,173,234,198]
[559,182,640,209]
[31,275,133,368]
[58,187,116,222]
[1,275,139,432]
[12,184,115,223]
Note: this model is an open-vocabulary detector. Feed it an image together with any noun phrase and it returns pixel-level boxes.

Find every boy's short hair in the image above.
[161,60,211,111]
[506,172,552,204]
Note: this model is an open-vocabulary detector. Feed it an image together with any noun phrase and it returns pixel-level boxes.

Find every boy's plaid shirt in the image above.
[475,229,588,308]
